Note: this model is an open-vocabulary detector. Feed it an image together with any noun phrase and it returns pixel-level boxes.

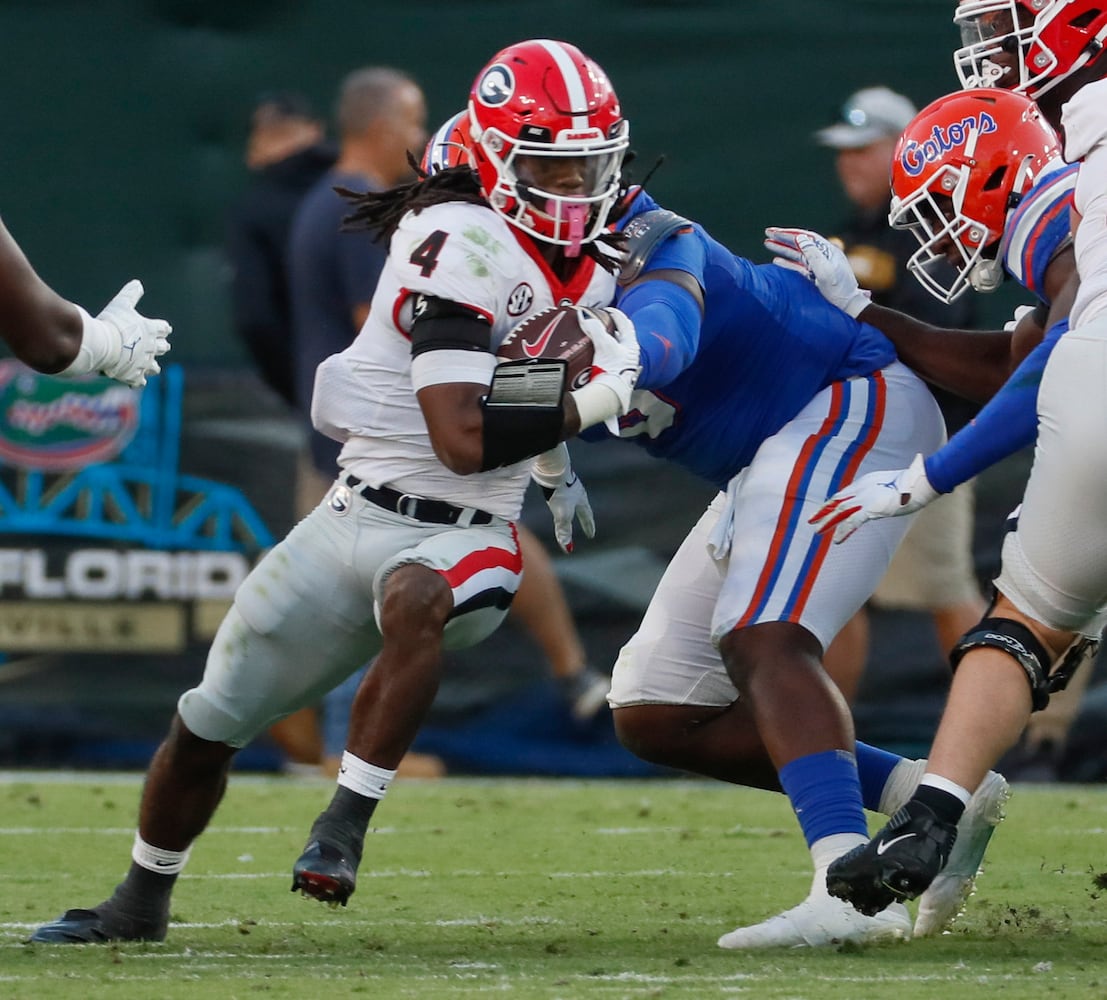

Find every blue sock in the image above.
[778,749,868,847]
[855,741,904,812]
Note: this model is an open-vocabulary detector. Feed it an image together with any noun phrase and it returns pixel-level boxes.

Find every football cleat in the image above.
[30,904,167,944]
[826,802,958,917]
[914,771,1010,936]
[291,838,359,907]
[717,892,911,949]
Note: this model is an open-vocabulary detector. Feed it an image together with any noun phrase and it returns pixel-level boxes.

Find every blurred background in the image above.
[1,0,1102,778]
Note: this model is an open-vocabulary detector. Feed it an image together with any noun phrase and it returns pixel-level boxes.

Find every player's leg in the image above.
[829,324,1107,915]
[715,365,943,948]
[610,495,782,788]
[292,519,523,905]
[31,491,383,943]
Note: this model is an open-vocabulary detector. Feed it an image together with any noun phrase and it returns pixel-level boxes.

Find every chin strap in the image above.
[969,257,1005,293]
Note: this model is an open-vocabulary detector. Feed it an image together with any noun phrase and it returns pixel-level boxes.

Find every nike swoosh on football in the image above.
[875,832,916,855]
[522,315,564,359]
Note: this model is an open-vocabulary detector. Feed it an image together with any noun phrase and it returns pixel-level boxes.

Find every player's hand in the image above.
[1004,304,1038,333]
[809,454,939,543]
[764,227,872,318]
[577,306,641,413]
[93,280,173,387]
[537,470,595,553]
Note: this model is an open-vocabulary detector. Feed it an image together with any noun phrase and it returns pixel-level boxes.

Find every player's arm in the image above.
[411,296,639,475]
[765,226,1022,403]
[616,267,704,388]
[812,316,1070,542]
[0,218,85,371]
[847,302,1015,402]
[0,218,172,385]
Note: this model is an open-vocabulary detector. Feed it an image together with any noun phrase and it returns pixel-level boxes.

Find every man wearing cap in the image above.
[813,87,986,712]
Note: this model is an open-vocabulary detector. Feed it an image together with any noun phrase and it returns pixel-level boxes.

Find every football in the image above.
[497,304,597,390]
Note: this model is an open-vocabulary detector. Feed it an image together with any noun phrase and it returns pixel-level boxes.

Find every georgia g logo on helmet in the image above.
[477,64,514,107]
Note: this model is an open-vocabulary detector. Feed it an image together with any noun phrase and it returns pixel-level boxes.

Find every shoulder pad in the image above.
[619,209,694,286]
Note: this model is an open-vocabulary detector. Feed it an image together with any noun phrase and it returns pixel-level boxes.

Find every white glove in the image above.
[570,306,641,431]
[809,453,939,543]
[763,227,872,318]
[62,280,173,387]
[532,444,595,554]
[1004,304,1037,333]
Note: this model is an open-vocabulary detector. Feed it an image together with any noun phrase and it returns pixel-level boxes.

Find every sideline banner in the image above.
[0,362,276,760]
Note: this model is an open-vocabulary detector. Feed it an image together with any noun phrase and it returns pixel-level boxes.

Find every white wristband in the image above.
[532,442,571,486]
[570,380,622,431]
[58,305,113,378]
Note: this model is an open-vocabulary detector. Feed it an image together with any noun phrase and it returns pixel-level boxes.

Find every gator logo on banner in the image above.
[0,360,139,471]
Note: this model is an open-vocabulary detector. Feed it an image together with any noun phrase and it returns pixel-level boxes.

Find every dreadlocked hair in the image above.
[338,152,627,273]
[338,160,484,243]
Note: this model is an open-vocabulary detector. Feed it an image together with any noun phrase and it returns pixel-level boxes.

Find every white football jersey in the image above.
[1063,79,1107,330]
[312,199,617,519]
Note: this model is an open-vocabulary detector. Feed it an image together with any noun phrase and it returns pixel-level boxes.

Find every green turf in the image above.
[1,773,1106,998]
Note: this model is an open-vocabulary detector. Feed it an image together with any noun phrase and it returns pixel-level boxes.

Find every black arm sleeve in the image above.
[410,294,492,357]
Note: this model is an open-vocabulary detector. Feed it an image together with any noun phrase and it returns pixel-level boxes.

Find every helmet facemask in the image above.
[890,164,1002,302]
[474,117,628,255]
[954,0,1107,100]
[954,1,1039,90]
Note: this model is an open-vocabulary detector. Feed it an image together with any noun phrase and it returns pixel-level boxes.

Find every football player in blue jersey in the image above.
[591,175,1017,947]
[0,218,170,386]
[774,82,1099,917]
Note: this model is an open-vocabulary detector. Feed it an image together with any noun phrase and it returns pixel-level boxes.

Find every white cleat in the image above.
[914,770,1010,937]
[718,893,912,949]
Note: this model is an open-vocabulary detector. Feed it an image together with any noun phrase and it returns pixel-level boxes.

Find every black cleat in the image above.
[291,838,358,906]
[826,803,958,917]
[30,905,167,944]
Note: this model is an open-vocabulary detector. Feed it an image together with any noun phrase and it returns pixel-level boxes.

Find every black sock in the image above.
[106,862,176,923]
[309,786,380,860]
[911,785,966,827]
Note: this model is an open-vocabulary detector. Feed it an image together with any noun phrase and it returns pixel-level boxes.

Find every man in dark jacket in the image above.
[225,92,336,406]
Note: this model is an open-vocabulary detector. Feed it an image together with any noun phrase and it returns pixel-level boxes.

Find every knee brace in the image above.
[950,616,1099,711]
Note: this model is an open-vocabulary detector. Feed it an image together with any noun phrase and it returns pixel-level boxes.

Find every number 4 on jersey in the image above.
[409,230,448,277]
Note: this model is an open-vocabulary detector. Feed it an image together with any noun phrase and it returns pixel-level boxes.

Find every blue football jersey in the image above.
[609,189,896,489]
[999,159,1078,304]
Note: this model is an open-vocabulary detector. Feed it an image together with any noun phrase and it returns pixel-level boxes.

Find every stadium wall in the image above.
[0,0,1023,367]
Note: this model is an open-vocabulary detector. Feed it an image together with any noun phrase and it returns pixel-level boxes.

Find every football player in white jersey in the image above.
[30,38,640,944]
[0,218,170,386]
[775,3,1107,912]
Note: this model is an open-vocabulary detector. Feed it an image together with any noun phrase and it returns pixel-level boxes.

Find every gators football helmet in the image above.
[954,0,1107,99]
[467,38,629,255]
[889,88,1061,302]
[421,110,472,174]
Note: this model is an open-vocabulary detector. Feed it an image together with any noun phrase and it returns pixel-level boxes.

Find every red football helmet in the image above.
[889,88,1061,302]
[467,38,629,254]
[421,110,472,174]
[953,0,1107,99]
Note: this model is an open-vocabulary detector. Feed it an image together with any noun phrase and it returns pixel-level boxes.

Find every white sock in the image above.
[809,832,868,896]
[336,751,396,800]
[878,757,928,816]
[131,833,191,876]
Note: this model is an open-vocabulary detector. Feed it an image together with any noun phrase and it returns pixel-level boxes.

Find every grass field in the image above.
[1,772,1106,999]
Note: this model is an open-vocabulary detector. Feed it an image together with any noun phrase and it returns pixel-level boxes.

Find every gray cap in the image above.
[815,87,917,149]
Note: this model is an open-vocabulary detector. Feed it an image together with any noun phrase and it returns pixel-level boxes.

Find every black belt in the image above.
[345,475,495,526]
